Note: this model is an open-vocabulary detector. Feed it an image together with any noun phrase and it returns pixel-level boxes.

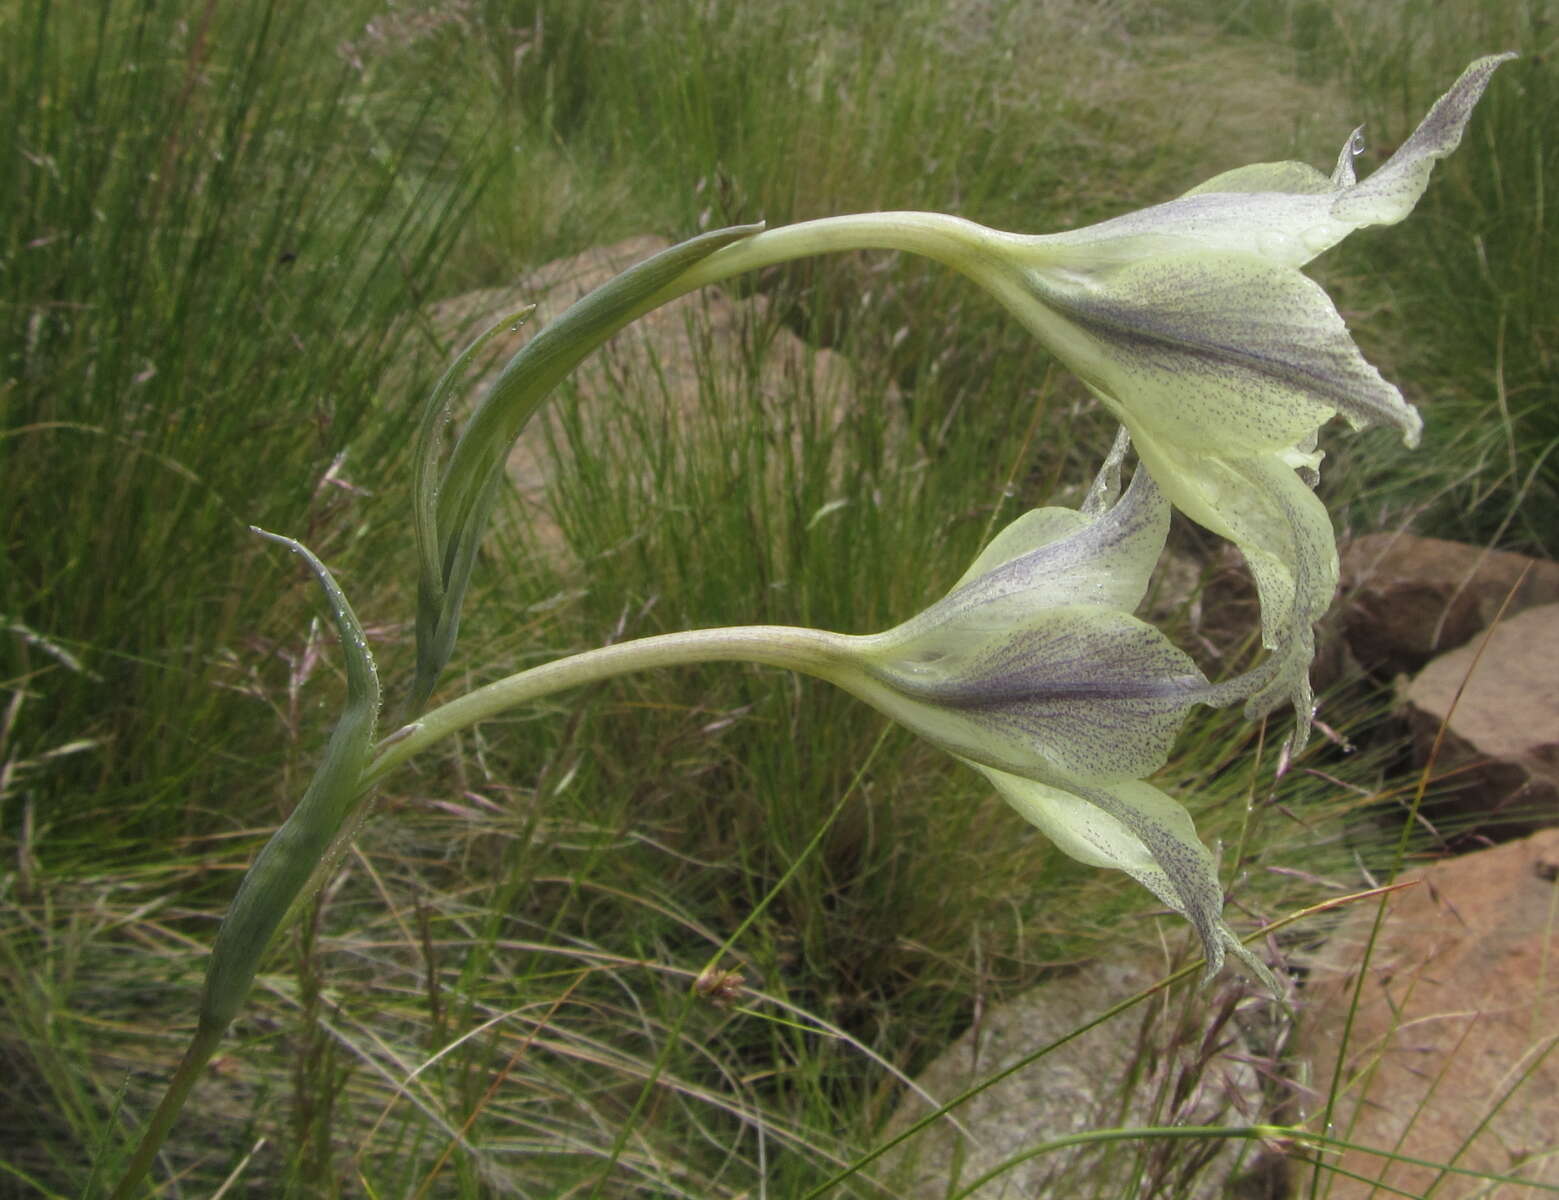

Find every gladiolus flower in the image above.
[821,442,1272,982]
[1000,53,1515,732]
[396,442,1277,982]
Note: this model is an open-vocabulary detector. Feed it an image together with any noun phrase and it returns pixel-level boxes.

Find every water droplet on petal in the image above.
[1257,231,1296,260]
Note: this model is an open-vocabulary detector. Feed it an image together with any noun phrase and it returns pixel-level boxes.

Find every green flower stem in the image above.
[108,1027,225,1200]
[366,625,862,788]
[416,224,763,706]
[644,211,1038,325]
[664,211,997,283]
[114,626,855,1197]
[415,213,1054,707]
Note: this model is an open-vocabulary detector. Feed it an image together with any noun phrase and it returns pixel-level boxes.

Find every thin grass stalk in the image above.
[587,728,895,1197]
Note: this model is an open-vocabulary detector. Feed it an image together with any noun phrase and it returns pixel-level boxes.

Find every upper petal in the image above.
[1183,160,1335,199]
[1331,53,1515,226]
[1025,190,1349,270]
[999,55,1511,274]
[940,465,1170,620]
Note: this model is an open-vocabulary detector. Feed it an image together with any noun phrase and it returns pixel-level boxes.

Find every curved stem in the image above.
[108,1026,224,1199]
[417,211,1049,705]
[114,625,860,1195]
[645,210,1020,305]
[365,625,862,788]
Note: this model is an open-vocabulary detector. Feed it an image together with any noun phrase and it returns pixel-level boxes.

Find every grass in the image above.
[2,0,1554,1195]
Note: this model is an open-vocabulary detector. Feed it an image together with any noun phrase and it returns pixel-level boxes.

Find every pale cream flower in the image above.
[825,443,1270,981]
[975,54,1514,730]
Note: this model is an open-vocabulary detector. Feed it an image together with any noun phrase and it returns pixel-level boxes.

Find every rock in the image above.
[1339,533,1559,679]
[424,236,866,552]
[1292,828,1559,1198]
[1402,602,1559,834]
[881,956,1271,1199]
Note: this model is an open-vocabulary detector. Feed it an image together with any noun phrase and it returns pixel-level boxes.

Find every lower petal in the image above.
[973,765,1229,979]
[1130,431,1337,734]
[976,764,1284,995]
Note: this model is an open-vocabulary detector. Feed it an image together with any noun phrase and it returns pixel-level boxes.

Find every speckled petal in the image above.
[1182,159,1334,199]
[973,766,1233,980]
[1004,55,1511,279]
[940,466,1170,622]
[1132,428,1337,730]
[1332,53,1514,226]
[1021,249,1422,451]
[858,605,1209,784]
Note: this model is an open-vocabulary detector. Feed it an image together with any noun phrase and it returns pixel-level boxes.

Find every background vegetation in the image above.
[2,0,1551,1194]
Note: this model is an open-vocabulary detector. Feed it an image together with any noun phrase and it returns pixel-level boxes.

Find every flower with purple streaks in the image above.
[827,443,1271,982]
[680,56,1512,743]
[981,54,1514,734]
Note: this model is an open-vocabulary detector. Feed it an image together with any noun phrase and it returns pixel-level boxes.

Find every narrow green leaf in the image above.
[410,221,765,708]
[197,530,381,1033]
[412,302,536,667]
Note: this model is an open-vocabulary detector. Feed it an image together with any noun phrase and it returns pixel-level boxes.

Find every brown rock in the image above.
[1403,602,1559,834]
[425,237,867,552]
[1293,828,1559,1198]
[882,956,1269,1199]
[1339,532,1559,678]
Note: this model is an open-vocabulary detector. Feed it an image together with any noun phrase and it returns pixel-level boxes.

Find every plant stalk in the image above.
[108,1026,225,1200]
[367,624,859,787]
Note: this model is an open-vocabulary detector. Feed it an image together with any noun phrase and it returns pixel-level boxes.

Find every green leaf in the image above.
[198,530,381,1033]
[412,301,536,640]
[410,221,765,709]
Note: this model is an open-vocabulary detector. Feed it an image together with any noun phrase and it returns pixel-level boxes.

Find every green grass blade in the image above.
[412,302,536,674]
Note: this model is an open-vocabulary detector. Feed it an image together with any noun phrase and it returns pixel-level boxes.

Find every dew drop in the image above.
[1257,231,1296,259]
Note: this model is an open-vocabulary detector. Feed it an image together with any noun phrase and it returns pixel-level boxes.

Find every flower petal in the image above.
[1182,160,1334,199]
[856,604,1208,783]
[972,765,1278,985]
[1331,53,1515,226]
[1016,249,1421,451]
[943,464,1169,618]
[1010,55,1511,276]
[1132,428,1338,729]
[951,507,1091,590]
[1014,191,1347,271]
[1330,127,1365,188]
[975,765,1206,900]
